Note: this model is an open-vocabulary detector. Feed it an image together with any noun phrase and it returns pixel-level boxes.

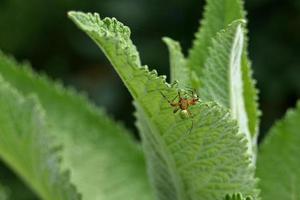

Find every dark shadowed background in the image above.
[0,0,299,198]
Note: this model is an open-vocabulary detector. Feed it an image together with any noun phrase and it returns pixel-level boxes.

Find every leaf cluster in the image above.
[0,0,299,200]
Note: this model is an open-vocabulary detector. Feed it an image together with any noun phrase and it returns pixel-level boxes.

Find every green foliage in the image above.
[0,52,153,200]
[187,0,260,145]
[135,102,258,200]
[200,20,243,108]
[187,0,245,81]
[257,101,300,200]
[0,76,80,200]
[68,11,258,200]
[0,0,298,199]
[199,20,256,157]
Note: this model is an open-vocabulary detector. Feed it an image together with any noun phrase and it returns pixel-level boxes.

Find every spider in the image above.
[160,89,200,134]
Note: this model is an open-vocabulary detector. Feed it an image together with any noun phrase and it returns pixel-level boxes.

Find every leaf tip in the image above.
[67,10,76,17]
[68,11,102,32]
[162,36,180,49]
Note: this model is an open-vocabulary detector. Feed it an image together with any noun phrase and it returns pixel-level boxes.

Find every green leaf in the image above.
[135,102,259,200]
[0,52,153,200]
[199,21,255,160]
[257,101,300,200]
[162,37,191,88]
[224,193,253,200]
[187,0,260,144]
[187,0,260,145]
[69,11,259,200]
[0,76,81,200]
[241,51,260,146]
[187,0,245,81]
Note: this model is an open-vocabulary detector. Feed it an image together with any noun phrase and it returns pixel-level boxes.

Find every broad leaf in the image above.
[135,102,258,200]
[187,0,245,81]
[187,0,260,144]
[257,101,300,200]
[0,76,81,200]
[69,11,259,200]
[0,52,153,200]
[162,37,191,88]
[199,21,254,159]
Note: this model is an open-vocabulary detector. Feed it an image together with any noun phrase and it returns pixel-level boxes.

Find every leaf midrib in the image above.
[227,25,253,159]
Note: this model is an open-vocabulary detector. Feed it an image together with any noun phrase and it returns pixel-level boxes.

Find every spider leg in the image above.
[160,91,171,102]
[186,87,199,97]
[190,89,199,99]
[160,91,179,106]
[173,107,179,113]
[172,93,179,102]
[178,91,181,99]
[170,81,178,88]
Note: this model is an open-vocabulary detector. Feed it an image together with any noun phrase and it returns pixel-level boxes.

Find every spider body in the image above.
[166,91,199,118]
[160,90,200,134]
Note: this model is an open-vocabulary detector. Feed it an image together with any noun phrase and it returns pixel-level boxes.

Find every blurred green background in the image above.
[0,0,299,199]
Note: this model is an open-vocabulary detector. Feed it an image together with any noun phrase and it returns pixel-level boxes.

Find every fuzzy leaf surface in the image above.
[257,101,300,200]
[0,52,153,200]
[188,0,260,142]
[69,11,259,200]
[199,21,254,159]
[0,76,81,200]
[187,0,245,81]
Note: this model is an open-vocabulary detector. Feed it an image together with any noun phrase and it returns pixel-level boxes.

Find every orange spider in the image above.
[160,89,200,133]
